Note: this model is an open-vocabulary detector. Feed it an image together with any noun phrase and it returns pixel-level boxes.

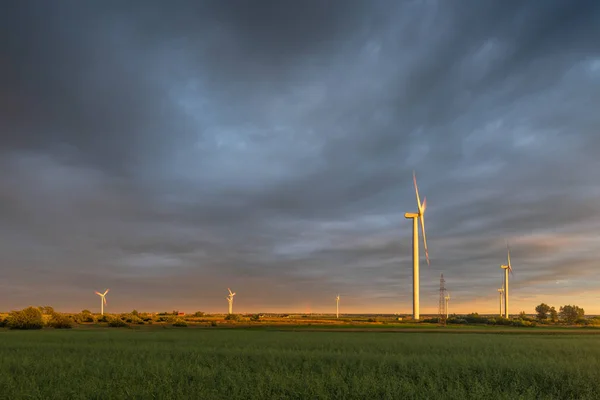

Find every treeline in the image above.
[423,304,599,326]
[0,307,214,330]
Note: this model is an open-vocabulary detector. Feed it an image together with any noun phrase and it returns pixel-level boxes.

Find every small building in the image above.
[177,312,185,316]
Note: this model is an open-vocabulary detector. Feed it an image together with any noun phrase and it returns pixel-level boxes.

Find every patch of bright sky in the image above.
[119,253,184,270]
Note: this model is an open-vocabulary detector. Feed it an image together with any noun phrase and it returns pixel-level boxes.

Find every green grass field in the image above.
[2,327,600,399]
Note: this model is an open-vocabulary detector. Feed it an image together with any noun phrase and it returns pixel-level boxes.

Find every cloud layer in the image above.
[1,1,600,314]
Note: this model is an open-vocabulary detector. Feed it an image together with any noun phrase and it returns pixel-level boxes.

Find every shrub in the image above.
[7,307,44,330]
[447,318,467,324]
[494,317,513,326]
[250,314,260,321]
[97,315,108,323]
[0,317,7,328]
[172,319,188,327]
[465,313,488,324]
[210,321,218,327]
[107,318,128,328]
[225,314,240,322]
[512,319,536,327]
[48,313,73,329]
[193,311,205,317]
[585,317,600,326]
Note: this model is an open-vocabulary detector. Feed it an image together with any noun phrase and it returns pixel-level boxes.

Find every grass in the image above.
[1,328,600,399]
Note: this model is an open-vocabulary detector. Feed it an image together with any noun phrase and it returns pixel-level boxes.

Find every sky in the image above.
[1,1,600,315]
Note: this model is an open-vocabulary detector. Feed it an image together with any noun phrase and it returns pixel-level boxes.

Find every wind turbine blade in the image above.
[103,297,107,305]
[419,214,430,265]
[228,288,232,295]
[232,293,236,296]
[104,289,110,295]
[413,171,423,214]
[422,197,427,213]
[95,291,101,296]
[506,242,513,276]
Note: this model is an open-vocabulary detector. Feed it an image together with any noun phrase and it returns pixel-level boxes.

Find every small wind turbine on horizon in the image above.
[95,289,109,315]
[497,283,505,317]
[445,292,450,319]
[336,294,340,319]
[404,171,429,320]
[226,288,236,314]
[500,243,513,318]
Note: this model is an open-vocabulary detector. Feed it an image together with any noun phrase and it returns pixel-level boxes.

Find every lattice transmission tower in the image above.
[438,273,447,324]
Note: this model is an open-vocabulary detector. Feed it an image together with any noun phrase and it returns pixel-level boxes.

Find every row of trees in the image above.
[535,304,585,324]
[0,307,73,330]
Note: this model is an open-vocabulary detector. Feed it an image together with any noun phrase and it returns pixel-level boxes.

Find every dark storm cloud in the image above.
[1,1,600,313]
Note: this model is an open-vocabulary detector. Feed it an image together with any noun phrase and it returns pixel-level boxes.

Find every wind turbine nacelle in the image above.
[500,265,509,269]
[404,212,418,219]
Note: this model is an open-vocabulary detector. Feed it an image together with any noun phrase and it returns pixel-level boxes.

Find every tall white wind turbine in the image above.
[404,172,430,320]
[336,294,340,319]
[226,288,236,314]
[445,292,450,319]
[500,243,513,318]
[497,284,505,317]
[95,289,109,315]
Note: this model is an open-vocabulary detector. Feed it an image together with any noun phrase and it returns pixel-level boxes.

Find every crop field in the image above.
[2,327,600,399]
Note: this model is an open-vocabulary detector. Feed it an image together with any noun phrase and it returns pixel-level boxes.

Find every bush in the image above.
[447,318,467,324]
[585,317,600,326]
[107,318,128,328]
[48,313,73,329]
[7,307,44,330]
[512,319,536,327]
[193,311,205,317]
[225,314,240,322]
[493,317,513,326]
[172,319,188,327]
[97,315,108,323]
[210,321,218,327]
[250,314,261,321]
[0,317,7,328]
[465,313,488,324]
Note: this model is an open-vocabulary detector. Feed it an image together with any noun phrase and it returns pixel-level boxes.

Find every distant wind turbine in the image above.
[404,172,429,320]
[95,289,109,315]
[500,242,513,318]
[336,294,340,319]
[226,288,236,314]
[445,292,450,319]
[497,284,505,317]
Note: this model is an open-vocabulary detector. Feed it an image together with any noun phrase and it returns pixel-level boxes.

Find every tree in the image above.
[559,305,584,324]
[7,307,44,330]
[47,313,73,329]
[39,306,54,315]
[550,307,558,323]
[535,303,551,321]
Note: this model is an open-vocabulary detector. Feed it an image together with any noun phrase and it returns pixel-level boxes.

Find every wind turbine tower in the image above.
[94,289,109,315]
[404,172,430,320]
[500,243,513,318]
[336,294,340,319]
[445,292,450,319]
[226,288,236,314]
[497,284,505,317]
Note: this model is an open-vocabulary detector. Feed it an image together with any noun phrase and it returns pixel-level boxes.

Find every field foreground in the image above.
[1,328,599,399]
